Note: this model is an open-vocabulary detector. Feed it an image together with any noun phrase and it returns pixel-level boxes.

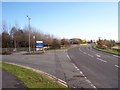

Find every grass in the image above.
[0,62,67,89]
[93,45,120,55]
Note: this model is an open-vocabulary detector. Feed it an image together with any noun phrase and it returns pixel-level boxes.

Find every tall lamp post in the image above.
[33,34,35,53]
[27,15,31,52]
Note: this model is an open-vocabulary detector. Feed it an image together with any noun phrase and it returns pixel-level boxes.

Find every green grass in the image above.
[93,45,120,55]
[1,62,67,89]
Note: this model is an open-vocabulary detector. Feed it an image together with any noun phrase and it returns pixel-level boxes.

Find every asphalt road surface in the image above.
[67,45,119,88]
[2,50,95,88]
[1,45,119,89]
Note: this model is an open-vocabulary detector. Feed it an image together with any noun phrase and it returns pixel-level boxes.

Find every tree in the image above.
[52,39,61,49]
[2,32,12,48]
[61,39,69,46]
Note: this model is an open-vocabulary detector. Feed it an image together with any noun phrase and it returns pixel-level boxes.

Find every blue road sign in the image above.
[36,41,44,48]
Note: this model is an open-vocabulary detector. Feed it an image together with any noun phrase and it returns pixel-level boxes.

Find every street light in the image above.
[33,34,35,52]
[27,15,31,53]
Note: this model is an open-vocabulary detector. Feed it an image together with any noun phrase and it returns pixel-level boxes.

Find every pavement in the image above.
[67,45,119,88]
[1,68,26,89]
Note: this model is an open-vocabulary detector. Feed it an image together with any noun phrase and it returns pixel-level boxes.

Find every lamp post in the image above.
[27,15,31,53]
[33,34,35,53]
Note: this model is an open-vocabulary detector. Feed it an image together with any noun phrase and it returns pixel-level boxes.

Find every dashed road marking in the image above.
[88,54,94,57]
[79,71,83,74]
[79,48,82,51]
[73,64,80,71]
[67,47,97,88]
[97,58,107,63]
[113,55,119,58]
[115,65,119,68]
[83,52,87,54]
[79,48,84,53]
[96,54,101,57]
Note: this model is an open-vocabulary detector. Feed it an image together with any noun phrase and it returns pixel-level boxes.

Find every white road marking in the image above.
[72,63,96,88]
[66,51,71,61]
[97,58,107,63]
[67,54,71,60]
[67,47,97,88]
[83,52,87,54]
[113,55,119,58]
[73,64,79,71]
[79,48,82,51]
[96,54,101,57]
[79,48,84,53]
[79,71,83,74]
[88,54,94,57]
[115,65,119,68]
[85,76,96,89]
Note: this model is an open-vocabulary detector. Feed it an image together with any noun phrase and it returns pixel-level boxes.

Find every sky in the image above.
[2,2,118,41]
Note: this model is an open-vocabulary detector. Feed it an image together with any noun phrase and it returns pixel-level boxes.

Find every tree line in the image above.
[97,38,116,49]
[1,22,62,49]
[1,22,88,50]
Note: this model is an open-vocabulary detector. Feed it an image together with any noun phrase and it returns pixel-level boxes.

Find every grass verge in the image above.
[0,62,67,89]
[93,45,120,55]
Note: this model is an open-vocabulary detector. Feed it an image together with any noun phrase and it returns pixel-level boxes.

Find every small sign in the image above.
[36,41,44,48]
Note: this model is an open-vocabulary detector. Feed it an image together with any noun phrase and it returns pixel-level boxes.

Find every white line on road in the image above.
[83,52,87,54]
[97,58,107,63]
[79,48,82,51]
[67,54,71,60]
[79,48,84,53]
[88,54,94,57]
[84,77,97,89]
[115,65,119,68]
[96,54,101,57]
[79,71,83,74]
[113,55,119,58]
[67,47,97,89]
[73,64,80,71]
[66,51,71,61]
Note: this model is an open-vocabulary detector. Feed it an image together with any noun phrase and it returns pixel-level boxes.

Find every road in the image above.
[2,50,95,88]
[67,45,119,88]
[1,45,119,89]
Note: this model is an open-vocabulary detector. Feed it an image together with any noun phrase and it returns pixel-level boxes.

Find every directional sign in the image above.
[36,41,44,48]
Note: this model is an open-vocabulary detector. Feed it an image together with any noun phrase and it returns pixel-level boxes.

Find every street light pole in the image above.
[33,34,35,53]
[27,15,31,53]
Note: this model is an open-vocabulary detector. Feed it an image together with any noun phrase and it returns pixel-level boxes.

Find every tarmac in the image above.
[1,68,27,89]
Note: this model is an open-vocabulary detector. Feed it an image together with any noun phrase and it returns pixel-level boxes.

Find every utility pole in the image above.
[27,15,31,53]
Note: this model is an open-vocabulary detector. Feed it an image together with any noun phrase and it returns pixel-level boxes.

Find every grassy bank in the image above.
[0,62,67,89]
[93,45,120,55]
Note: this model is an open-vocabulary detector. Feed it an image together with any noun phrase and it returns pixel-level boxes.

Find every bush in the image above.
[51,39,61,49]
[2,50,11,55]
